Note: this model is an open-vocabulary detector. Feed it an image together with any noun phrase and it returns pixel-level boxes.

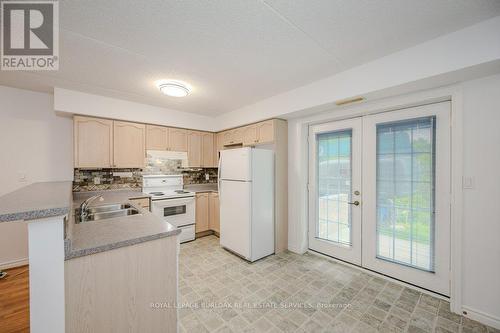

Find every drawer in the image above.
[129,197,150,210]
[179,225,195,243]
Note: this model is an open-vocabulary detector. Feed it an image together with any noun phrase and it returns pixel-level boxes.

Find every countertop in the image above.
[184,183,218,193]
[66,189,180,260]
[0,182,181,259]
[0,181,73,222]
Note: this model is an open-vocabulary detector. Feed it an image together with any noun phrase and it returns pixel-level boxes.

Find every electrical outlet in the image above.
[93,176,101,185]
[18,173,28,183]
[205,173,209,181]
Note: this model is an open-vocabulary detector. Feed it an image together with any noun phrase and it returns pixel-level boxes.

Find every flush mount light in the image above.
[156,80,191,97]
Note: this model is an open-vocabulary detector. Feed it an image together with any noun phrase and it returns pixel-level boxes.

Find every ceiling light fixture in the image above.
[156,80,191,97]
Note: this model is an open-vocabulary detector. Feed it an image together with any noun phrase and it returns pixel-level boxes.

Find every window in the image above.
[376,117,435,271]
[316,130,352,245]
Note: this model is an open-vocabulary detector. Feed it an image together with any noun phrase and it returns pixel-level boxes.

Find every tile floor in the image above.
[179,236,498,333]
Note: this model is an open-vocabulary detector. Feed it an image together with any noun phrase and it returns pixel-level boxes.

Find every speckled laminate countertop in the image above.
[0,181,73,222]
[184,183,218,193]
[66,190,180,260]
[0,182,180,259]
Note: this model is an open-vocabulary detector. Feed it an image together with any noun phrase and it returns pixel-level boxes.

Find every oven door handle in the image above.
[152,197,194,207]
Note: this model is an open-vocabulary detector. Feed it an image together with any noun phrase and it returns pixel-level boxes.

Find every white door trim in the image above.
[290,84,463,312]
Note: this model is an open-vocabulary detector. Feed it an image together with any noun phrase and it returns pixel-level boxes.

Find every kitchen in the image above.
[1,1,500,333]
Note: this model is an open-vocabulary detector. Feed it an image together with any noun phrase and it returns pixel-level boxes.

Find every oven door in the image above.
[151,197,195,228]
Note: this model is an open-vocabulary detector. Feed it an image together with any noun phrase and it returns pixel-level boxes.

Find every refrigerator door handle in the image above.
[217,152,222,192]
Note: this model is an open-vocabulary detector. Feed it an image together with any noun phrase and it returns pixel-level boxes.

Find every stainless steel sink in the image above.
[86,203,132,214]
[86,208,140,221]
[75,204,141,223]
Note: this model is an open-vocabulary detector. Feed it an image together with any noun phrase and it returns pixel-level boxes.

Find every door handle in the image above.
[348,201,360,206]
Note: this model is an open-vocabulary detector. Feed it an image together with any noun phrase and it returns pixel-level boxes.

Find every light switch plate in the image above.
[463,176,474,189]
[205,173,209,181]
[93,177,101,185]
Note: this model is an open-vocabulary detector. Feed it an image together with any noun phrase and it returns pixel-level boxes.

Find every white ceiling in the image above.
[1,0,499,116]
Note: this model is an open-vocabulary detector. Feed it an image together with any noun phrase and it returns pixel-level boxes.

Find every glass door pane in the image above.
[317,130,352,246]
[376,116,435,271]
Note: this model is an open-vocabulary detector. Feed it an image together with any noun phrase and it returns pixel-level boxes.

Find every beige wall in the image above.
[0,85,73,268]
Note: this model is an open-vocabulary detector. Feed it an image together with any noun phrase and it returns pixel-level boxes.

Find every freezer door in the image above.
[220,147,252,181]
[219,180,251,259]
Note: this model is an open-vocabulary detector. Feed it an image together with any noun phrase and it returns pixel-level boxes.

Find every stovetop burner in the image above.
[175,190,190,194]
[149,192,165,196]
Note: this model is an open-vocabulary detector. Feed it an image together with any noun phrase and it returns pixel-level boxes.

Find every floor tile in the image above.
[178,236,490,333]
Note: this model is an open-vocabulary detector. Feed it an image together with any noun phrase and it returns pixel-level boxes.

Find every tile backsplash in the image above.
[73,151,218,191]
[73,169,142,192]
[73,167,218,192]
[183,168,218,184]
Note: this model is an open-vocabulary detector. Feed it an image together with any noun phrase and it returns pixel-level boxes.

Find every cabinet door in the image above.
[113,121,146,168]
[242,125,258,146]
[209,193,220,232]
[188,131,202,167]
[216,132,224,163]
[129,198,150,211]
[222,130,233,146]
[202,132,215,167]
[195,193,209,233]
[257,120,274,144]
[232,128,244,145]
[146,125,168,150]
[213,135,218,166]
[74,116,113,168]
[168,128,188,152]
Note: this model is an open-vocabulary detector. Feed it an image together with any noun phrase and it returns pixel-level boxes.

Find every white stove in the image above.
[143,175,196,243]
[146,189,195,200]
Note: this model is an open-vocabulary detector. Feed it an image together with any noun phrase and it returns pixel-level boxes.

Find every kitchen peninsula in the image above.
[0,182,180,333]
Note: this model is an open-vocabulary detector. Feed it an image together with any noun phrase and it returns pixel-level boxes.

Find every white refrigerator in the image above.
[218,147,274,262]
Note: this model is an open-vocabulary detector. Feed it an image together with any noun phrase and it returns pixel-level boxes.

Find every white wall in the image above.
[461,74,500,324]
[54,88,217,132]
[287,74,500,327]
[216,15,500,130]
[0,85,73,268]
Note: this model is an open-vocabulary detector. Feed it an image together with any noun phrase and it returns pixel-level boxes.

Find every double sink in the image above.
[76,203,141,223]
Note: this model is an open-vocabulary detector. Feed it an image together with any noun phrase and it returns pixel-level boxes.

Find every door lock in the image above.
[354,190,360,195]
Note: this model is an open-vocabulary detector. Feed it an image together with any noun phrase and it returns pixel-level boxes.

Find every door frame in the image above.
[308,117,363,265]
[294,85,463,312]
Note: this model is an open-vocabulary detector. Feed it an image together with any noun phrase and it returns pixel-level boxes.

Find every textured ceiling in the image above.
[1,0,499,116]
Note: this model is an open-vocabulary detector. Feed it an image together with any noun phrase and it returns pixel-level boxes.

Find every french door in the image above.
[308,102,451,295]
[308,118,363,265]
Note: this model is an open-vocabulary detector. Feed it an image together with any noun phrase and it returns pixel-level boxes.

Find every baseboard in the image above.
[287,243,307,255]
[462,306,500,330]
[195,230,215,238]
[0,258,28,270]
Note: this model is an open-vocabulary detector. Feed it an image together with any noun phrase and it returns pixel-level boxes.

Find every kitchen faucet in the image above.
[79,194,103,222]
